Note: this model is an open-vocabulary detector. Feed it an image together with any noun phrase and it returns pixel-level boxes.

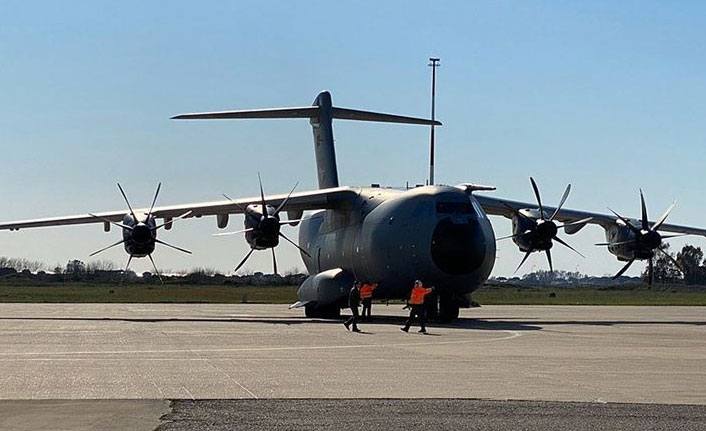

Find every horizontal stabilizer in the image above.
[172,106,440,126]
[171,106,319,120]
[172,91,439,190]
[331,107,440,126]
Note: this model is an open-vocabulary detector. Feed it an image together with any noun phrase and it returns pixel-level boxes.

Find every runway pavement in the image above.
[0,303,705,429]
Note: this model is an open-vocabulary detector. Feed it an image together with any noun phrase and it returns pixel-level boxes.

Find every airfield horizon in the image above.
[1,283,706,306]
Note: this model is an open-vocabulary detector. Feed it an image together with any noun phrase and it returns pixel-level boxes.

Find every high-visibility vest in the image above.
[360,284,376,299]
[409,286,432,305]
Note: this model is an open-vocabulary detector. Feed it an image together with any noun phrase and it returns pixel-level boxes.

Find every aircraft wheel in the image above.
[305,304,340,319]
[439,295,460,322]
[424,293,440,320]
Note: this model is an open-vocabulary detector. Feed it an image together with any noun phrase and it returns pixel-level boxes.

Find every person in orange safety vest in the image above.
[401,280,434,334]
[359,281,378,321]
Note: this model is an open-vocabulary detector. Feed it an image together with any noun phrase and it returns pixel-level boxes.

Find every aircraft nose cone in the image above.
[431,218,486,275]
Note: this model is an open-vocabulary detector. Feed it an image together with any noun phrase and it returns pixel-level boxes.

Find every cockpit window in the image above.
[436,202,474,214]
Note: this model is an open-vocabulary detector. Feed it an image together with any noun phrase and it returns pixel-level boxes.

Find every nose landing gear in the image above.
[425,293,461,323]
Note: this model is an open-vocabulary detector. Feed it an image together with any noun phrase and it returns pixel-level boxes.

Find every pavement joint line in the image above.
[0,330,523,358]
[180,385,195,401]
[182,338,260,400]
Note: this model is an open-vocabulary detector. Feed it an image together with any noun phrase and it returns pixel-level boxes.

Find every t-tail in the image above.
[172,91,441,189]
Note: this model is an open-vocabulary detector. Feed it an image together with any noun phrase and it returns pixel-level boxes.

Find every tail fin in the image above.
[172,91,441,189]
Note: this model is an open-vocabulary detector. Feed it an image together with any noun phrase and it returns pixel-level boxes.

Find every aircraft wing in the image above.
[0,187,360,231]
[475,194,706,237]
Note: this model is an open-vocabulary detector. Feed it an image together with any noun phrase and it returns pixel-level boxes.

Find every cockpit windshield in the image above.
[436,201,474,214]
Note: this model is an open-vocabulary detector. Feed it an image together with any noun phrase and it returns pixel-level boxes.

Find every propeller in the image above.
[597,190,682,284]
[89,183,192,282]
[499,177,591,274]
[218,174,311,275]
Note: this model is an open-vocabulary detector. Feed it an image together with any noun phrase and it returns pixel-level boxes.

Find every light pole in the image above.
[428,57,440,186]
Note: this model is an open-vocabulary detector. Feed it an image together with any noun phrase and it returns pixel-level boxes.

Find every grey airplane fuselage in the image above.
[297,185,496,300]
[121,214,157,257]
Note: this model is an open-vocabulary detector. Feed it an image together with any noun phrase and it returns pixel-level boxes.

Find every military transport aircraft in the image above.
[2,91,706,321]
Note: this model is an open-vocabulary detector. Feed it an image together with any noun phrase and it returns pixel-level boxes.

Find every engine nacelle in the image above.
[244,204,280,249]
[603,223,636,261]
[297,268,354,307]
[510,209,551,252]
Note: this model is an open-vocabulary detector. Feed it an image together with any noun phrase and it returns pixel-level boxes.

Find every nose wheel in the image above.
[425,294,460,322]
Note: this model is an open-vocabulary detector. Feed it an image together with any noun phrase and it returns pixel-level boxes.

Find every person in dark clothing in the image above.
[401,280,434,334]
[343,281,362,332]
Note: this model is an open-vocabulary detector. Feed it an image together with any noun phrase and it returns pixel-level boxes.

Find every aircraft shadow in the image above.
[0,315,702,331]
[0,315,541,332]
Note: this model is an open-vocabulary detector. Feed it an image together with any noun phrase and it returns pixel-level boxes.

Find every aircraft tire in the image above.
[305,303,341,319]
[439,295,460,322]
[424,293,440,320]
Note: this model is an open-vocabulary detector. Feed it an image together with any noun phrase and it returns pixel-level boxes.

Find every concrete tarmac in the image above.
[0,303,705,429]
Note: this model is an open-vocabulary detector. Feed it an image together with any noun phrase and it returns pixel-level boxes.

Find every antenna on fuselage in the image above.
[428,57,440,186]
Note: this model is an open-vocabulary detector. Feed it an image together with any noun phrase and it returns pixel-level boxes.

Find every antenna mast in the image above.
[428,57,440,186]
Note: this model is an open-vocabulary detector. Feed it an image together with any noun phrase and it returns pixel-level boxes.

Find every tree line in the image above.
[645,244,706,285]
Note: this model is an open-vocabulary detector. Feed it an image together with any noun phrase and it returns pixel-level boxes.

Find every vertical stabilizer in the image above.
[310,91,339,189]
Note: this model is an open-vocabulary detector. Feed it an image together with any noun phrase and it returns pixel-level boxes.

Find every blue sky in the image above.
[1,1,705,276]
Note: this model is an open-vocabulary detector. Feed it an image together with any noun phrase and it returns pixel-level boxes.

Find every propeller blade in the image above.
[552,235,585,258]
[612,258,635,279]
[148,254,164,284]
[89,239,125,257]
[556,217,593,229]
[222,193,256,221]
[146,182,161,219]
[640,189,649,231]
[124,254,133,275]
[279,232,312,258]
[648,257,654,286]
[530,177,545,220]
[274,181,299,216]
[545,249,553,272]
[117,183,138,221]
[496,232,528,241]
[279,219,305,225]
[88,213,133,231]
[501,202,535,223]
[660,233,688,240]
[658,246,683,272]
[234,248,255,273]
[213,228,254,236]
[513,246,534,274]
[154,238,192,254]
[550,184,571,221]
[271,248,278,275]
[607,207,640,234]
[257,172,267,214]
[595,240,635,247]
[652,202,676,231]
[152,211,193,231]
